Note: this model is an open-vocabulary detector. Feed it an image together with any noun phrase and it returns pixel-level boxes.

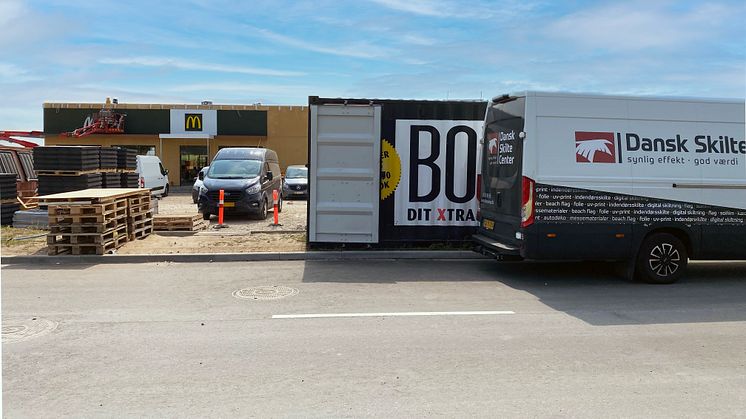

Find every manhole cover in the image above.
[2,317,57,344]
[233,285,299,301]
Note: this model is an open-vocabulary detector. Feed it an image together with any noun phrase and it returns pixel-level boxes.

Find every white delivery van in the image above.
[474,91,746,283]
[136,155,170,197]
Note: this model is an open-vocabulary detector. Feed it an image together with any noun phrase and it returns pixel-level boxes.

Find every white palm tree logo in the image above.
[576,139,613,162]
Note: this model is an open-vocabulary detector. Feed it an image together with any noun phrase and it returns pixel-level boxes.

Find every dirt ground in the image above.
[0,192,309,256]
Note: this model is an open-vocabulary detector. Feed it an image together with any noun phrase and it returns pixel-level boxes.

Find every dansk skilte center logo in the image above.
[575,131,616,163]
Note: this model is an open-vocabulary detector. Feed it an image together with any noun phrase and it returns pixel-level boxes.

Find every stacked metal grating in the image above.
[99,147,118,170]
[34,146,102,195]
[38,174,102,195]
[120,172,139,188]
[0,173,19,225]
[33,146,100,171]
[116,148,137,170]
[101,172,122,188]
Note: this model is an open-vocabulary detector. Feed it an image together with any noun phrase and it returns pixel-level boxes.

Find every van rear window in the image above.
[483,97,525,190]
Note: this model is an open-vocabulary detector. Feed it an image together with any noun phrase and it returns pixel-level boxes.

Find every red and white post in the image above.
[272,189,279,225]
[218,189,225,226]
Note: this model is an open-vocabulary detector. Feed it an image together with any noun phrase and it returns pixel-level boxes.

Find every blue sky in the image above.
[1,0,744,130]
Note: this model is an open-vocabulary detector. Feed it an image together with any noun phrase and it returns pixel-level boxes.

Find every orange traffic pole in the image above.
[218,189,224,225]
[272,189,279,225]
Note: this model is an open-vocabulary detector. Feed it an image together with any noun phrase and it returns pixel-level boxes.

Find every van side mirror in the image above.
[265,172,273,181]
[198,172,204,181]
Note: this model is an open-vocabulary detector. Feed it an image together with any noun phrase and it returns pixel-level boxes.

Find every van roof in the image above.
[214,147,277,161]
[495,91,744,105]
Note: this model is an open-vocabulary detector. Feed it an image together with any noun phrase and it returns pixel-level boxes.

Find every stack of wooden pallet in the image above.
[40,189,153,255]
[126,192,153,240]
[153,214,208,232]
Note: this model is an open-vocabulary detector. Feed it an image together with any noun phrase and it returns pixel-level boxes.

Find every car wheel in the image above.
[192,192,198,204]
[163,184,169,197]
[635,233,688,284]
[277,195,283,213]
[202,212,211,221]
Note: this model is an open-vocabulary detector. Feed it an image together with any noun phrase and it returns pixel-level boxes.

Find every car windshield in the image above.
[207,160,261,179]
[285,167,307,179]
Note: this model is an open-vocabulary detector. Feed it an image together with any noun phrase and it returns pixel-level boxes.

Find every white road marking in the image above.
[272,310,515,319]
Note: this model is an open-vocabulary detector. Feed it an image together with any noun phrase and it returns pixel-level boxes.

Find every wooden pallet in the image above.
[0,198,16,205]
[153,214,206,231]
[128,201,152,215]
[47,235,128,255]
[50,220,122,234]
[117,169,137,174]
[48,207,127,225]
[48,199,127,215]
[129,216,153,228]
[128,224,153,241]
[47,224,127,245]
[39,188,148,205]
[36,169,101,176]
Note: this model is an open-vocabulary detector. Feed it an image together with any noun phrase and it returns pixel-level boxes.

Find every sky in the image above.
[1,0,745,130]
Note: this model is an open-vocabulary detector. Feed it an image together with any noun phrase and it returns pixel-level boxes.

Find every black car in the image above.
[281,165,308,199]
[197,148,282,220]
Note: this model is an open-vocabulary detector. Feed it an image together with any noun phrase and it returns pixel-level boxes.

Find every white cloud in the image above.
[0,0,24,27]
[546,2,731,51]
[367,0,450,17]
[98,56,304,77]
[248,26,395,59]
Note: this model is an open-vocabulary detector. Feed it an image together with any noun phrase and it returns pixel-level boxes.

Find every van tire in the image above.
[162,184,169,197]
[277,196,283,213]
[256,198,268,220]
[202,212,211,221]
[635,233,688,284]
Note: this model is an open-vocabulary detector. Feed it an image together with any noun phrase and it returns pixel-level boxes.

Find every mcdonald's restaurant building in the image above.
[43,102,308,186]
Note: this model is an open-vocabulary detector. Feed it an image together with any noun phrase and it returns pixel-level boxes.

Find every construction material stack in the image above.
[0,173,19,225]
[116,148,138,187]
[99,147,120,188]
[34,146,102,195]
[126,191,153,240]
[41,188,153,255]
[153,214,208,232]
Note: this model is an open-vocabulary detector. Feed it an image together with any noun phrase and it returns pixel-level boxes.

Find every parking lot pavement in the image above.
[3,260,746,417]
[156,192,307,232]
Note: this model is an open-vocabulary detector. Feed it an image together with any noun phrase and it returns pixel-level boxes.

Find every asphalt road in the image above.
[3,259,746,418]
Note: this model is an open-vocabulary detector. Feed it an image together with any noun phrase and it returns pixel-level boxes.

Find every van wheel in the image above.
[277,196,283,213]
[635,233,688,284]
[162,184,169,197]
[256,198,268,220]
[202,212,211,221]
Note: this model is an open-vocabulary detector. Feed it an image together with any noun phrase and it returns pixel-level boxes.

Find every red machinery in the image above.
[0,131,42,148]
[62,100,126,137]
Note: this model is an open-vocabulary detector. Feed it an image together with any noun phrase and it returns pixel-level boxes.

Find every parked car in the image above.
[197,148,282,220]
[136,155,169,197]
[192,166,209,204]
[281,165,308,199]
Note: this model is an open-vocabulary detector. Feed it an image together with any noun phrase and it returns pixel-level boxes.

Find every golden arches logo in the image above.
[185,114,202,131]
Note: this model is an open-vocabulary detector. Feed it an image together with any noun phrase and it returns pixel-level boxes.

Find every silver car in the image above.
[192,166,209,204]
[281,165,308,199]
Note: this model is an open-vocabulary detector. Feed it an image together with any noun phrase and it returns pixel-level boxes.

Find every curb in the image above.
[2,250,487,265]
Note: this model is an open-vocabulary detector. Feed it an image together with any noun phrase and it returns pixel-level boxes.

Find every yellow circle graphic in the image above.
[380,139,401,200]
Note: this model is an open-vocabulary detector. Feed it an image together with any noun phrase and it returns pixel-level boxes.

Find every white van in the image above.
[136,155,170,197]
[474,91,746,283]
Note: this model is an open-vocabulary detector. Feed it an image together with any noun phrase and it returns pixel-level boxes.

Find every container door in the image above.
[309,104,381,243]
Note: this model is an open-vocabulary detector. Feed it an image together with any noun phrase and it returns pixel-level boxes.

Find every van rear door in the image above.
[477,96,526,251]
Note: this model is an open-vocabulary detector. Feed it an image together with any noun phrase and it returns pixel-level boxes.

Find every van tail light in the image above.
[521,176,535,228]
[138,177,145,188]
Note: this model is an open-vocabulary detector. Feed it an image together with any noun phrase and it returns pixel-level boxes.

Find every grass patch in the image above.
[1,226,47,247]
